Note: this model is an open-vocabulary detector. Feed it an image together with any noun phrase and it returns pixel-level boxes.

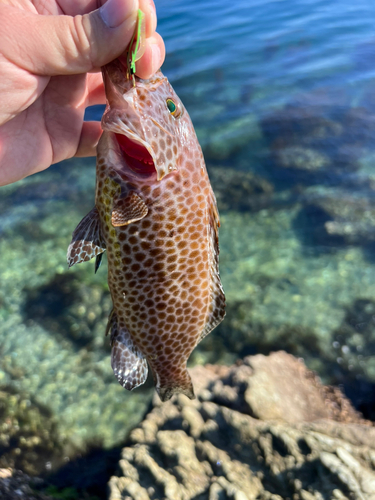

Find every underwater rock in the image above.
[0,387,65,476]
[296,194,375,246]
[0,468,53,500]
[108,352,375,500]
[331,298,375,421]
[24,273,111,350]
[208,166,274,213]
[274,145,330,172]
[261,105,363,184]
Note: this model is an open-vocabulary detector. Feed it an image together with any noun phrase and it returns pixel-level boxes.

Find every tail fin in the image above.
[155,369,195,402]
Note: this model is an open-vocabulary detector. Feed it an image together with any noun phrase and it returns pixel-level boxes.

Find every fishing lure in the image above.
[127,9,146,85]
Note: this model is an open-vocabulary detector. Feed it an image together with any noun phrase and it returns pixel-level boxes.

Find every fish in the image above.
[67,12,225,401]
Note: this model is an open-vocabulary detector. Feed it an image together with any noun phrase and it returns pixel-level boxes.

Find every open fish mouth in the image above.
[115,132,156,177]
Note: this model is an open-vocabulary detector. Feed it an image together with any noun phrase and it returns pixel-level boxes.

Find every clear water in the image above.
[1,0,375,485]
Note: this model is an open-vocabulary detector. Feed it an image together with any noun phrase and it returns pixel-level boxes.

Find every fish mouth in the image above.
[115,133,156,177]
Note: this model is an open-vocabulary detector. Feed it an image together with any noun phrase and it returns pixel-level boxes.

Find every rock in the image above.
[208,167,274,213]
[242,352,360,423]
[295,194,375,246]
[108,352,375,500]
[23,273,112,350]
[260,104,363,184]
[0,387,65,476]
[274,145,330,172]
[0,468,52,500]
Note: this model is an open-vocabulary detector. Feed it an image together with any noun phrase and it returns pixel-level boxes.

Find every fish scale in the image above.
[67,62,225,401]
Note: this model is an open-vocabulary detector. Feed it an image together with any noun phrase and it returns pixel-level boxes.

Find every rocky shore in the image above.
[109,352,375,500]
[2,352,375,499]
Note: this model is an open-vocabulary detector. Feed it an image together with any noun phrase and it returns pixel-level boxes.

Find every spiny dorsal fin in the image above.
[108,312,148,391]
[199,193,225,342]
[67,207,106,268]
[111,192,148,227]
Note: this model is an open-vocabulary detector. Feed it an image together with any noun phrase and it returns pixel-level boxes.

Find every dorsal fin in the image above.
[199,191,225,342]
[111,192,148,227]
[67,207,106,268]
[108,312,148,391]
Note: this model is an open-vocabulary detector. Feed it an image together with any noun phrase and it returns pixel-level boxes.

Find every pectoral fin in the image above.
[111,192,148,227]
[67,207,106,268]
[107,312,148,391]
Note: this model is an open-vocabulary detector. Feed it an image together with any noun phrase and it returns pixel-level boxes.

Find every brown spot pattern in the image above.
[93,71,225,401]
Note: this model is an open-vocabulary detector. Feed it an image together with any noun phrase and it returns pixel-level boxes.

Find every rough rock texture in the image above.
[109,351,375,500]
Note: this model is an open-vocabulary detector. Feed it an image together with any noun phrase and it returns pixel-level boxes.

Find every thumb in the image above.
[0,0,140,76]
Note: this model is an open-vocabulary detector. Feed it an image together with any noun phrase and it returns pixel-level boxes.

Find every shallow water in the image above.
[1,0,375,489]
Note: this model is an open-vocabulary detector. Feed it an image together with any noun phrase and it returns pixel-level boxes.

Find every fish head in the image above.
[102,64,193,181]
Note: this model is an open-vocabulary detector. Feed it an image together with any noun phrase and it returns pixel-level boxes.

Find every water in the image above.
[1,0,375,491]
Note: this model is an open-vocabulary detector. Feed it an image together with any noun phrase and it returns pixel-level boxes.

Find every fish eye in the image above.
[166,98,182,118]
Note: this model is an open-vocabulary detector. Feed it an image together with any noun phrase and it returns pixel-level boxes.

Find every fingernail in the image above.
[100,0,137,28]
[151,44,161,73]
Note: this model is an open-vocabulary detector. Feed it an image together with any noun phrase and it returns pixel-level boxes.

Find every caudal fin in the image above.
[155,369,195,402]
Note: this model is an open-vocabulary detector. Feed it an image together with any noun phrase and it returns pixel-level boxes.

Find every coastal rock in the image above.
[108,352,375,500]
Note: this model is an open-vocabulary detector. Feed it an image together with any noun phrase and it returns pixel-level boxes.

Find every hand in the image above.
[0,0,165,186]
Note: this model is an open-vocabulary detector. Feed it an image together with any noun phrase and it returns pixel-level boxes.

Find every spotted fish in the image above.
[67,33,225,402]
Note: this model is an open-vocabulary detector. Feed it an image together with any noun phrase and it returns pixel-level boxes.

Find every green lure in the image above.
[128,9,146,85]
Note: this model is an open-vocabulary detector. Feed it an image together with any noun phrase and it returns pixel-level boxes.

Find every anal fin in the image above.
[111,192,148,227]
[67,207,106,268]
[108,312,148,391]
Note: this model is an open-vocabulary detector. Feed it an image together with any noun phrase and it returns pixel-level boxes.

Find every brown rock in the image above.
[243,351,362,423]
[109,352,375,500]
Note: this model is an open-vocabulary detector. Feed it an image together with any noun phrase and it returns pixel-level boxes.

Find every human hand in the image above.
[0,0,165,186]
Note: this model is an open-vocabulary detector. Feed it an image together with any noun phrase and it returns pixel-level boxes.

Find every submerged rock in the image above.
[295,193,375,246]
[109,352,375,500]
[274,145,330,172]
[0,387,65,476]
[0,469,53,500]
[24,272,111,350]
[261,104,366,185]
[208,166,274,213]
